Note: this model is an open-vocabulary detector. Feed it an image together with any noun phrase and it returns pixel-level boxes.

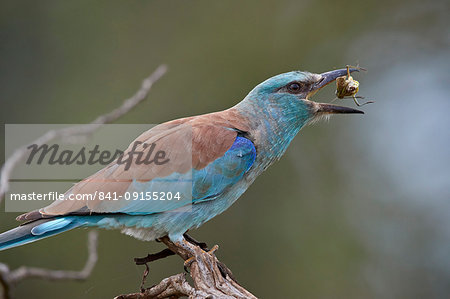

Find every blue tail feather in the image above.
[31,218,74,235]
[0,217,82,251]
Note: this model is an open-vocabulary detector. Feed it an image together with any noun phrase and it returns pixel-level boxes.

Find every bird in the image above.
[0,68,363,252]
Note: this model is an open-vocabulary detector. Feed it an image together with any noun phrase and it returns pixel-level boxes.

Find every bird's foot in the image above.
[183,256,195,270]
[181,233,212,273]
[183,244,219,271]
[208,244,219,255]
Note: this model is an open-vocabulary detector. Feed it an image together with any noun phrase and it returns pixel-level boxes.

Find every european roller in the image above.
[0,68,363,252]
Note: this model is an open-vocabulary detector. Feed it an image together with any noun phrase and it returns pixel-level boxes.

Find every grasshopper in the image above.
[335,65,374,106]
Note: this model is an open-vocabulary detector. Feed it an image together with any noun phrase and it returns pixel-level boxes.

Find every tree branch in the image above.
[0,231,98,299]
[116,237,258,299]
[115,273,198,299]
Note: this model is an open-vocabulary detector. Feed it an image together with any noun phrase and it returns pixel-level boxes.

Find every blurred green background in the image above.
[1,0,449,298]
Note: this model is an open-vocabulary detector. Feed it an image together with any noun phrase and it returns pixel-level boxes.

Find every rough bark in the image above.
[116,237,258,299]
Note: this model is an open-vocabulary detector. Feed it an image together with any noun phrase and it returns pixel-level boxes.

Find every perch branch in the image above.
[115,237,258,299]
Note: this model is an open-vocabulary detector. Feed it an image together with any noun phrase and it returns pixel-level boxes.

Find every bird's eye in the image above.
[288,83,302,93]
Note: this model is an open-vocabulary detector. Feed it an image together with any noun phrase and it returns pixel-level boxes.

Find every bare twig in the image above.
[0,231,99,299]
[116,237,258,299]
[0,64,167,202]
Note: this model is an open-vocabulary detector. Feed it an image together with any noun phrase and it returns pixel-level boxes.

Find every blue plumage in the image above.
[0,218,82,251]
[192,136,255,201]
[0,136,256,247]
[31,218,73,235]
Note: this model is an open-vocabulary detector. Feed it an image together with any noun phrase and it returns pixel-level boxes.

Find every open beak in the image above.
[309,68,364,114]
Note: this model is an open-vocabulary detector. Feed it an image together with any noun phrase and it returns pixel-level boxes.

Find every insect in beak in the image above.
[313,67,361,91]
[306,67,366,115]
[335,65,374,107]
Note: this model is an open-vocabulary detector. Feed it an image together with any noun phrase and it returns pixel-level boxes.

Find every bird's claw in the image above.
[183,244,219,273]
[208,244,219,255]
[183,256,195,268]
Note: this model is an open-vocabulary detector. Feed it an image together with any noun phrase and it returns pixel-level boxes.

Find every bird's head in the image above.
[239,68,363,127]
[234,68,365,160]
